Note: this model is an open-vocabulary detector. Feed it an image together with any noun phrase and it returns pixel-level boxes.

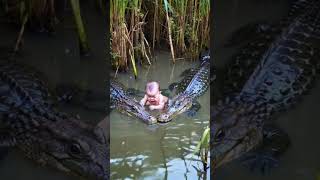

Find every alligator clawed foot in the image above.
[168,83,178,91]
[240,151,279,174]
[185,110,197,117]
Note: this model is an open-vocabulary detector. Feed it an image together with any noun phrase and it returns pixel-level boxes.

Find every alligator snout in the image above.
[157,113,170,123]
[148,115,157,124]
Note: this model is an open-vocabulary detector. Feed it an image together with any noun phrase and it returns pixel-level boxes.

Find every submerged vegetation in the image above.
[111,0,210,76]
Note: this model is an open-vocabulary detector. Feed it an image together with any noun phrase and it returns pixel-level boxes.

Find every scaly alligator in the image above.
[222,0,316,96]
[110,79,157,124]
[0,60,109,179]
[212,0,320,171]
[158,52,210,122]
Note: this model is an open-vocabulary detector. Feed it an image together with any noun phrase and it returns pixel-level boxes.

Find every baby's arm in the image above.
[149,95,167,110]
[140,95,148,106]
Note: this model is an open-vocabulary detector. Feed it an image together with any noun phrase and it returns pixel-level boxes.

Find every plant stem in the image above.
[70,0,90,55]
[165,5,175,63]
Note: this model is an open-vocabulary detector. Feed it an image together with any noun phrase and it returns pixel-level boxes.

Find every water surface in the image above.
[110,52,210,180]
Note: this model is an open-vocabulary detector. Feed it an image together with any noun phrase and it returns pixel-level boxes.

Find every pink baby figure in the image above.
[140,81,168,111]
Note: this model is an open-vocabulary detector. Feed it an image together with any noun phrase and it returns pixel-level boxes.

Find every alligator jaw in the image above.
[118,102,157,124]
[15,117,109,180]
[157,96,193,123]
[111,79,157,124]
[211,98,265,169]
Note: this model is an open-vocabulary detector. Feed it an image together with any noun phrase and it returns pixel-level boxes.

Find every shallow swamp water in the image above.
[213,0,320,179]
[110,52,210,180]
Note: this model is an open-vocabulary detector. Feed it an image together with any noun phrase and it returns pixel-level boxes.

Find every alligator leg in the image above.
[184,101,201,117]
[240,124,290,174]
[55,83,84,104]
[168,82,179,92]
[55,83,108,112]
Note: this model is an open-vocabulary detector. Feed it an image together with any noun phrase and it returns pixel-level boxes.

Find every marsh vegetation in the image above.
[110,0,210,77]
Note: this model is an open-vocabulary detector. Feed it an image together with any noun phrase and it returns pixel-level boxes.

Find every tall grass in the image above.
[151,0,210,60]
[110,0,151,78]
[110,0,210,76]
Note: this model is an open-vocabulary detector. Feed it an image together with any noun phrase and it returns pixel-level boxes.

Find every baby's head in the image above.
[146,81,160,96]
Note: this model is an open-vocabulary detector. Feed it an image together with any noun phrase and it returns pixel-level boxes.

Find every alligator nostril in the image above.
[150,116,157,122]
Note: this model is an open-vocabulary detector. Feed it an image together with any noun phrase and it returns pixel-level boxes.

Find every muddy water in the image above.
[110,52,210,179]
[213,0,320,179]
[0,2,107,179]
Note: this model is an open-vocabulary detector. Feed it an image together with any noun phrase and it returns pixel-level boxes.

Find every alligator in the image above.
[0,59,109,179]
[157,52,211,122]
[221,0,317,97]
[110,79,157,124]
[212,0,320,172]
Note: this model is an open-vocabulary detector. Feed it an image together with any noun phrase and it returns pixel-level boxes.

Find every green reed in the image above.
[110,0,210,76]
[111,0,152,78]
[193,127,210,176]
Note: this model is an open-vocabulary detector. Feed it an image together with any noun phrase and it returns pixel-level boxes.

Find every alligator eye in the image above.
[69,143,82,155]
[215,129,225,142]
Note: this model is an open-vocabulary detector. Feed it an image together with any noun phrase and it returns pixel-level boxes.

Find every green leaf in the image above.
[163,0,173,13]
[193,127,210,155]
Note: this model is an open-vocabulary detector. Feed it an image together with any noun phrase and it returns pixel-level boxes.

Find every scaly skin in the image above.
[110,79,157,124]
[222,0,317,96]
[0,60,109,179]
[212,0,320,169]
[158,53,210,122]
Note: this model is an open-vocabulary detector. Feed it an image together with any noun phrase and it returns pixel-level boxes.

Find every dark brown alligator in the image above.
[110,79,157,124]
[212,0,320,172]
[222,0,317,96]
[158,52,211,122]
[0,59,109,179]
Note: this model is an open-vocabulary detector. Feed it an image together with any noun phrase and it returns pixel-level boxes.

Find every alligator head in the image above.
[158,93,193,122]
[211,97,270,168]
[110,79,157,124]
[16,116,109,180]
[117,99,157,124]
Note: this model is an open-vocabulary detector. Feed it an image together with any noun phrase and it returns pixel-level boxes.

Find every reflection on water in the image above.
[110,52,210,179]
[213,0,320,179]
